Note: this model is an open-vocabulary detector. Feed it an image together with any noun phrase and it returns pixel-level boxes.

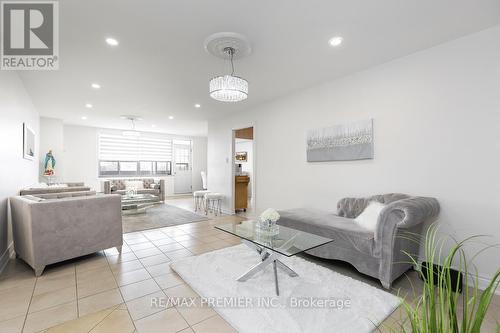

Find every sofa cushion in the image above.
[142,179,155,189]
[23,195,45,202]
[125,180,144,190]
[36,191,97,199]
[111,180,126,190]
[278,208,375,256]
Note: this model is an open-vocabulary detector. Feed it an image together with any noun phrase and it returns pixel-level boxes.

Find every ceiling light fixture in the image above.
[122,116,141,137]
[328,36,343,47]
[91,83,101,89]
[85,103,93,108]
[194,104,201,108]
[105,37,119,46]
[168,116,174,120]
[209,47,248,102]
[81,116,87,120]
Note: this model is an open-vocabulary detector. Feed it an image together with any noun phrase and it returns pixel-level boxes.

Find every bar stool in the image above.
[204,193,223,216]
[193,190,210,212]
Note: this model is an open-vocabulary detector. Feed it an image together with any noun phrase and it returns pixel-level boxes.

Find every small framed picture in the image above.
[235,151,248,162]
[23,123,35,160]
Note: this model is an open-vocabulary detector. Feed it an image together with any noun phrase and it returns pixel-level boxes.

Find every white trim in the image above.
[231,123,256,215]
[466,272,500,296]
[0,242,14,274]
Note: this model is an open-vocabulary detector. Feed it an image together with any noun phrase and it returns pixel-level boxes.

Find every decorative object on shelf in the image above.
[307,119,374,162]
[23,123,35,160]
[205,32,251,103]
[235,151,248,162]
[256,208,280,236]
[43,150,56,176]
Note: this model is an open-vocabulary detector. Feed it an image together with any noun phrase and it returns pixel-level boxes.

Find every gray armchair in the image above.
[278,193,440,289]
[10,193,123,276]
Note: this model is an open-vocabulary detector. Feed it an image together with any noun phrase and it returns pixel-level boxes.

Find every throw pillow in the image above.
[125,180,144,190]
[354,201,386,232]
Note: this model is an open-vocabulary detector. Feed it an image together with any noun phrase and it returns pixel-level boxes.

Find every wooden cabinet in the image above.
[235,175,250,211]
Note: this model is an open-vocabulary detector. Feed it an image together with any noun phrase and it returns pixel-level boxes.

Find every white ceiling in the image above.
[18,0,500,136]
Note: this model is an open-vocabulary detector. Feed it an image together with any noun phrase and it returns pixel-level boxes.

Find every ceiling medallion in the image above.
[205,33,250,103]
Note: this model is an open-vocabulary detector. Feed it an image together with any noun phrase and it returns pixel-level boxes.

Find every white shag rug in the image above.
[170,244,400,333]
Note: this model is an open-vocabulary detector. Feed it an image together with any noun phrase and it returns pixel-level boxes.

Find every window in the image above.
[99,161,118,176]
[155,161,171,175]
[174,139,191,172]
[98,132,173,177]
[139,161,153,175]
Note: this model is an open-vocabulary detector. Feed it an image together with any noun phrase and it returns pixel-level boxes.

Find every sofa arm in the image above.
[375,196,440,249]
[380,196,440,230]
[159,179,166,201]
[103,181,111,194]
[9,197,36,266]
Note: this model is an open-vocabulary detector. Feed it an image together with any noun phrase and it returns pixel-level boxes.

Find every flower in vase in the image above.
[260,208,280,223]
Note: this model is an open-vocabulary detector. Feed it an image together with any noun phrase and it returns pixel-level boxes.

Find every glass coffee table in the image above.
[216,220,333,295]
[121,194,162,215]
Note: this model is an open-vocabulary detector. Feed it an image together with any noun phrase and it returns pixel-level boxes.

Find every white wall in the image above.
[235,139,253,198]
[0,72,39,271]
[60,124,207,194]
[208,26,500,283]
[39,117,64,182]
[63,125,100,190]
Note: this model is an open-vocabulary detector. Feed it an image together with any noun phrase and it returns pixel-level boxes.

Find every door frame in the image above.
[231,124,256,214]
[173,139,193,194]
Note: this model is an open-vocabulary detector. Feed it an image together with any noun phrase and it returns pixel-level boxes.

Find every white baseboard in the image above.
[0,242,14,274]
[467,272,500,296]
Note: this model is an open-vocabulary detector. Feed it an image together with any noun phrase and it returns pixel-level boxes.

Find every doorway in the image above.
[233,126,255,217]
[173,139,192,194]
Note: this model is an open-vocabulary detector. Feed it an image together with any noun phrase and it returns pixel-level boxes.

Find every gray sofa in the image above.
[278,193,440,289]
[103,178,166,201]
[10,192,123,276]
[20,182,91,196]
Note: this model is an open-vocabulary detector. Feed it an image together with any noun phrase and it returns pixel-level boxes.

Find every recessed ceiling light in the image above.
[168,116,174,120]
[105,37,119,46]
[81,116,88,120]
[194,104,201,108]
[151,124,156,128]
[85,103,93,108]
[91,83,101,89]
[328,36,343,47]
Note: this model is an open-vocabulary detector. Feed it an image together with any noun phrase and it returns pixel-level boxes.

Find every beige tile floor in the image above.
[0,196,498,333]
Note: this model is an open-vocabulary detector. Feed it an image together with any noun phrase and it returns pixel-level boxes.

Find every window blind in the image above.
[98,133,173,161]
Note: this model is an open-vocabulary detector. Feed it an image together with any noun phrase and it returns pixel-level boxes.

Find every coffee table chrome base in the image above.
[237,240,298,296]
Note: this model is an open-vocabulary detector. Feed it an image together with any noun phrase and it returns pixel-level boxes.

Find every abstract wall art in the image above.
[306,119,374,162]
